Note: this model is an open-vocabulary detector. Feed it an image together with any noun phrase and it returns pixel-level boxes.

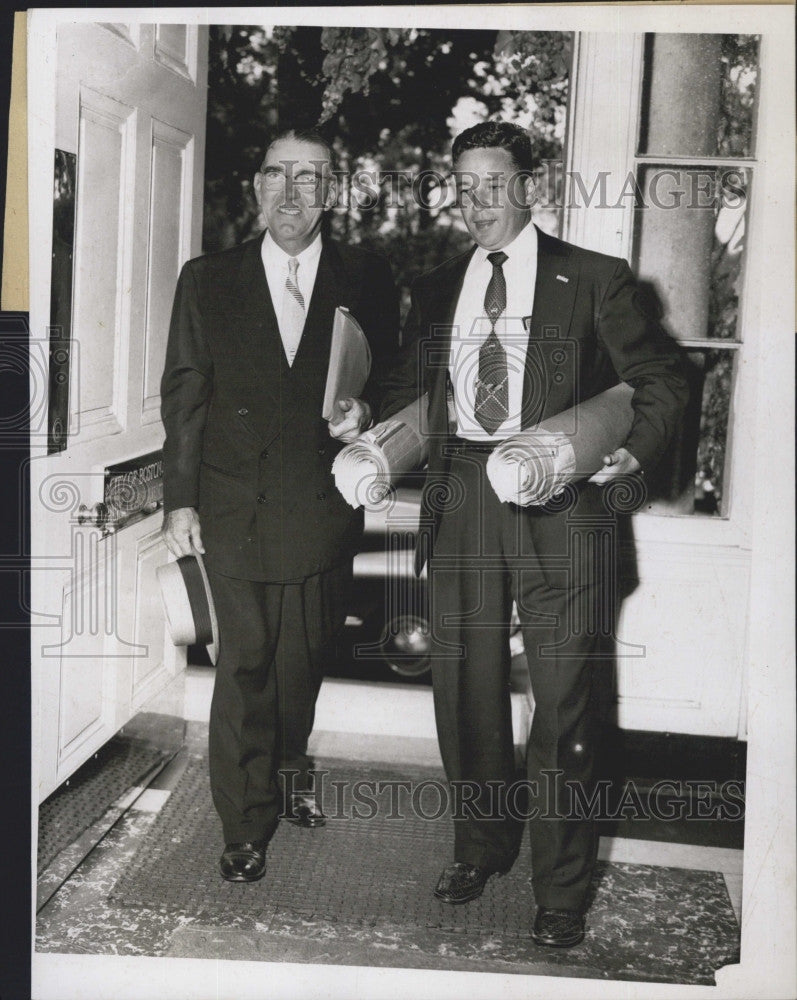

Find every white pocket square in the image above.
[556,274,569,283]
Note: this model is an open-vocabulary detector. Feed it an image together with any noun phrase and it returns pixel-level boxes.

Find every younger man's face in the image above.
[455,146,534,251]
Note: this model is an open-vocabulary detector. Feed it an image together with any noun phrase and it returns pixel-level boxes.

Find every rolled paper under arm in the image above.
[332,394,429,509]
[486,382,636,506]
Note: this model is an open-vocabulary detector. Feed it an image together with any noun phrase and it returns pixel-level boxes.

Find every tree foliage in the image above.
[203,24,572,304]
[717,34,759,157]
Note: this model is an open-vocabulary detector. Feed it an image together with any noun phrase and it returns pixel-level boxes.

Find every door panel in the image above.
[72,89,136,438]
[142,120,194,423]
[129,525,172,713]
[615,542,749,735]
[98,23,141,49]
[51,529,117,783]
[154,24,198,81]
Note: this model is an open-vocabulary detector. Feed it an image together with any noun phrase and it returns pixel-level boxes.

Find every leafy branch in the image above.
[318,28,404,123]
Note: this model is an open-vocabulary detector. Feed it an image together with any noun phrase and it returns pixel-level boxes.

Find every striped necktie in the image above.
[281,257,306,366]
[474,250,509,434]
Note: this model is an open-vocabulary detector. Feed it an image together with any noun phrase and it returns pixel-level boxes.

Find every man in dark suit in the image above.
[379,122,688,947]
[161,128,399,883]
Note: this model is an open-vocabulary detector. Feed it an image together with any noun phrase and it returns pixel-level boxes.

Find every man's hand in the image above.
[327,397,372,444]
[587,447,642,484]
[162,507,204,558]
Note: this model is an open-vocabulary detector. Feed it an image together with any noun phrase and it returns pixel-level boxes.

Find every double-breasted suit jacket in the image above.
[161,233,400,583]
[380,226,689,572]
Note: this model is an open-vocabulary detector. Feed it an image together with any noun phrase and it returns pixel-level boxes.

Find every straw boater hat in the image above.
[156,551,219,665]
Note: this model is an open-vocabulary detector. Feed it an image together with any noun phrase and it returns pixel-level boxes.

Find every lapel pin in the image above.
[556,274,569,283]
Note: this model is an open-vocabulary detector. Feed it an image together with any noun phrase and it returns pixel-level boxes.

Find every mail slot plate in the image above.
[103,450,164,533]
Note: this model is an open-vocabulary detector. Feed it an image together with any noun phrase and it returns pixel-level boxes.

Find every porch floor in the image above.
[35,697,743,990]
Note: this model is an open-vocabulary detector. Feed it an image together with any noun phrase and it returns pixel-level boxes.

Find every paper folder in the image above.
[322,306,372,423]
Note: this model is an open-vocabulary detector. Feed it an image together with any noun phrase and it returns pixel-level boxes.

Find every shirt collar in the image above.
[262,229,323,268]
[473,221,537,267]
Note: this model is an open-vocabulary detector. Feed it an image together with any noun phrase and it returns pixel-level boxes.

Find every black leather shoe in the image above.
[531,907,585,947]
[433,862,509,905]
[285,795,326,828]
[219,841,267,883]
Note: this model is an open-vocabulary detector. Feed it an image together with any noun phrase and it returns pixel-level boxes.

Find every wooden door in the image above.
[28,18,208,800]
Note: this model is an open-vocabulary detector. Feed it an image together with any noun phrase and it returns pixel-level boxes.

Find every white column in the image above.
[563,31,644,259]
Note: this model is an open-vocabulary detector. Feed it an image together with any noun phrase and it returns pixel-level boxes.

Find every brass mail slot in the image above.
[93,450,164,535]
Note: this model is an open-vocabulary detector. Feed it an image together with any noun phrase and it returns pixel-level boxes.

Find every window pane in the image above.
[644,348,735,517]
[638,33,760,158]
[692,348,734,516]
[717,35,760,157]
[633,166,749,341]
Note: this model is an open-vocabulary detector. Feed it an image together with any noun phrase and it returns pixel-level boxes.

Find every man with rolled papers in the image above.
[378,121,688,948]
[160,128,398,884]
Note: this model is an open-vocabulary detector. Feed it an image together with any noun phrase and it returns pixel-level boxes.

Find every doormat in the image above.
[37,736,168,874]
[108,755,740,985]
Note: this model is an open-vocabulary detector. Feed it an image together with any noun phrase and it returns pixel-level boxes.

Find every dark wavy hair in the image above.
[451,121,535,175]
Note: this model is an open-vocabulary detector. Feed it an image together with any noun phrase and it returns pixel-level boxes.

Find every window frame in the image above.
[563,29,773,550]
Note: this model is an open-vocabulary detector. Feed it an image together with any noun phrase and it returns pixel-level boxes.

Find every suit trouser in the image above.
[429,448,608,911]
[206,562,351,844]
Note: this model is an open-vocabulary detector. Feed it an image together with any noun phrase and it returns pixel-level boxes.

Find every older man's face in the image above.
[455,146,534,251]
[254,137,335,255]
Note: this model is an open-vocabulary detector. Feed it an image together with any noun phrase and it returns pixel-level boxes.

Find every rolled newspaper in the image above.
[486,382,635,506]
[332,394,428,509]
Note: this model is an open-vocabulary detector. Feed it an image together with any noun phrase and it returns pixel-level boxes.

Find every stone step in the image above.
[184,667,532,754]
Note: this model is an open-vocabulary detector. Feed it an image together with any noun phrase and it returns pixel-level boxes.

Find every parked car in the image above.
[342,482,432,683]
[340,481,526,683]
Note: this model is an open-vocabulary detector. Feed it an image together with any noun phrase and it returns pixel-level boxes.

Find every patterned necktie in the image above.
[474,250,509,434]
[281,257,305,366]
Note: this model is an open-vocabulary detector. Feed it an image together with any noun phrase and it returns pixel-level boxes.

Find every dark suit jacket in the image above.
[379,226,689,575]
[161,233,399,582]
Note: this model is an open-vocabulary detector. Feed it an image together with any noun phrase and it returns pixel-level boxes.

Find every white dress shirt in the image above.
[261,230,323,364]
[449,222,538,440]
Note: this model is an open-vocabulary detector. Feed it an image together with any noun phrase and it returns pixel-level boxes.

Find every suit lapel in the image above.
[437,247,475,328]
[520,227,578,427]
[226,233,302,445]
[259,239,350,447]
[293,239,350,368]
[229,232,289,376]
[526,228,577,339]
[426,246,475,439]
